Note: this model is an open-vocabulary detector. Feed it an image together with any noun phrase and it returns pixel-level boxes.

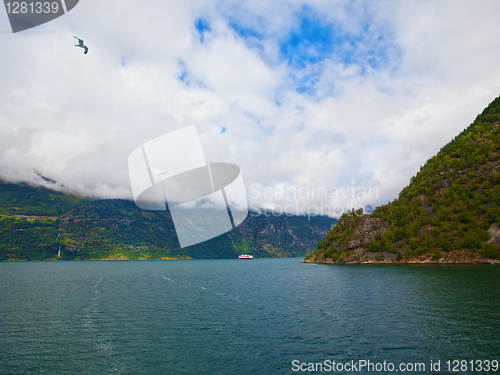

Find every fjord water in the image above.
[1,259,499,374]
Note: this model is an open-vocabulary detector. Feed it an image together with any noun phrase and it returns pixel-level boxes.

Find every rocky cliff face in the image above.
[233,212,336,258]
[346,217,389,250]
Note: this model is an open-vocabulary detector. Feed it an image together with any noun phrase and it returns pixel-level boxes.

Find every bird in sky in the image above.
[73,36,88,54]
[158,172,169,176]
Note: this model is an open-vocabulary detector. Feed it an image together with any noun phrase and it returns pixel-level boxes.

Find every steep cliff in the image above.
[234,213,335,258]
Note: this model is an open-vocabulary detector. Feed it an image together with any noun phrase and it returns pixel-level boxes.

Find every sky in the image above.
[0,0,499,218]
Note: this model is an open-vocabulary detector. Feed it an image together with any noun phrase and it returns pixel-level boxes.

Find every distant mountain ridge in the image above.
[0,181,336,261]
[305,95,500,264]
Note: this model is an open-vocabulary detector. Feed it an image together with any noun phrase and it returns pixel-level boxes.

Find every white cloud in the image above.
[0,0,499,217]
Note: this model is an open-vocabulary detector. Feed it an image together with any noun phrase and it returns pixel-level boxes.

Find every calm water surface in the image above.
[0,259,499,374]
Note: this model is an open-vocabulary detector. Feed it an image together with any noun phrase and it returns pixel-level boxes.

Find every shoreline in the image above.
[1,257,192,262]
[301,258,500,265]
[302,248,500,265]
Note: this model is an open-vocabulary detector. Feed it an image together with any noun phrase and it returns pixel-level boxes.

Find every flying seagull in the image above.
[73,36,88,54]
[158,172,169,176]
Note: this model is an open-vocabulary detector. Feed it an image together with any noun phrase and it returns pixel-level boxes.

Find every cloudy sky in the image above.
[1,0,499,217]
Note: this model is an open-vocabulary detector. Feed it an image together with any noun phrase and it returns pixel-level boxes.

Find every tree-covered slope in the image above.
[0,181,335,260]
[306,95,500,264]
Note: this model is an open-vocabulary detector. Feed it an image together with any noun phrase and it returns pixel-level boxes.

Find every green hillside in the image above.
[306,95,500,264]
[0,181,335,261]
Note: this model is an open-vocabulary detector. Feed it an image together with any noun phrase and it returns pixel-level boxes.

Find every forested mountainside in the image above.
[305,95,500,264]
[0,181,335,261]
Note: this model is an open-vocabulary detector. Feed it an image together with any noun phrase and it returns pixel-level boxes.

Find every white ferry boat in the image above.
[238,254,254,259]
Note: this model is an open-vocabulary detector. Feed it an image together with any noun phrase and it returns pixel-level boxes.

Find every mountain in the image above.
[305,95,500,264]
[0,181,336,261]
